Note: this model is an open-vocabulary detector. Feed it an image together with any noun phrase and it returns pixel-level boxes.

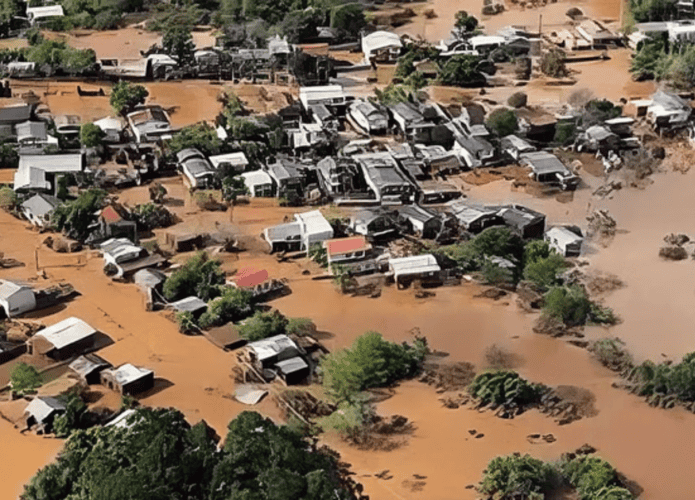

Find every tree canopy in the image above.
[110,81,149,115]
[437,55,485,87]
[162,26,196,65]
[10,363,42,396]
[51,188,107,241]
[80,123,105,148]
[237,310,288,341]
[485,108,518,137]
[162,251,226,302]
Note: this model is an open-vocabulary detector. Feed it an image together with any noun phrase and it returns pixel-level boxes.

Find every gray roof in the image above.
[18,154,84,173]
[389,102,426,125]
[169,296,207,313]
[456,134,494,155]
[520,151,570,175]
[354,152,411,188]
[176,148,205,163]
[0,105,32,124]
[133,268,167,290]
[16,121,47,142]
[651,90,690,111]
[275,356,309,375]
[69,353,111,377]
[21,193,60,217]
[24,396,65,423]
[496,205,545,228]
[399,204,437,223]
[267,161,303,182]
[102,363,153,386]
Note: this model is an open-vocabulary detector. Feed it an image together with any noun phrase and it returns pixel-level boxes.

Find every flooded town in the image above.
[2,0,695,498]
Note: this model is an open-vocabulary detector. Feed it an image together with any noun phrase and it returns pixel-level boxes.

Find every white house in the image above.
[545,226,583,257]
[241,170,274,197]
[362,31,403,62]
[13,153,84,191]
[177,148,215,189]
[93,117,123,143]
[0,280,36,318]
[20,193,60,228]
[26,5,64,25]
[388,254,441,288]
[299,85,348,111]
[295,210,334,250]
[208,152,249,173]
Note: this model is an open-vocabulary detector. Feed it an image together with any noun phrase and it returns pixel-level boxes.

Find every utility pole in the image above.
[539,14,543,36]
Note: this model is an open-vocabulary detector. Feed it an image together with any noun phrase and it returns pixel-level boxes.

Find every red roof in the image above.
[235,267,269,287]
[324,236,370,256]
[101,205,123,224]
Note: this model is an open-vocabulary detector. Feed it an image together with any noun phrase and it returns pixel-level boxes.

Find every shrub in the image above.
[480,454,556,499]
[286,317,315,336]
[437,54,485,87]
[630,352,695,402]
[523,252,566,291]
[471,226,524,262]
[80,123,105,148]
[540,49,568,77]
[0,185,17,211]
[485,108,518,137]
[308,243,328,267]
[176,311,197,334]
[163,252,225,302]
[321,332,428,402]
[162,26,196,65]
[454,10,478,33]
[167,123,222,156]
[198,287,254,329]
[481,260,514,286]
[53,391,86,438]
[507,91,528,108]
[561,456,628,500]
[554,121,577,144]
[237,310,288,341]
[468,370,546,408]
[317,399,371,438]
[10,363,42,395]
[51,188,107,241]
[591,338,633,371]
[110,81,149,116]
[583,99,622,126]
[542,285,592,326]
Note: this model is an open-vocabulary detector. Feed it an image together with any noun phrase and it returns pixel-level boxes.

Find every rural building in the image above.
[267,160,305,197]
[126,106,173,143]
[496,205,546,239]
[24,396,65,433]
[20,193,60,228]
[418,180,462,205]
[13,153,84,192]
[28,317,98,360]
[177,149,215,189]
[388,102,450,144]
[415,144,461,174]
[520,151,579,190]
[93,117,123,143]
[388,254,441,288]
[299,85,349,112]
[101,364,155,395]
[54,115,81,136]
[241,170,274,197]
[398,205,441,238]
[647,91,692,129]
[105,408,139,429]
[16,121,48,145]
[101,238,147,268]
[295,210,334,250]
[517,108,558,140]
[604,117,635,136]
[26,5,64,25]
[0,341,27,364]
[469,35,505,54]
[169,296,208,316]
[133,268,167,294]
[349,209,398,240]
[348,100,389,135]
[353,151,416,204]
[316,157,359,196]
[576,19,621,46]
[245,334,302,370]
[263,210,333,253]
[69,354,112,385]
[447,202,502,233]
[0,280,36,318]
[275,356,310,385]
[545,226,583,257]
[0,105,33,134]
[453,133,495,168]
[208,152,249,173]
[324,235,372,265]
[95,204,138,243]
[501,135,535,161]
[362,31,403,63]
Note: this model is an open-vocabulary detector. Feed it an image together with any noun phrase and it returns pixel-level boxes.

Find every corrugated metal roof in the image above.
[18,154,83,173]
[20,193,60,217]
[69,354,111,377]
[170,296,207,313]
[275,356,309,375]
[0,279,28,299]
[103,363,153,385]
[24,396,65,423]
[389,254,440,274]
[247,334,299,361]
[34,317,97,350]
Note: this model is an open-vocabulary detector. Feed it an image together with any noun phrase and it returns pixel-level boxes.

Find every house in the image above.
[299,85,349,112]
[145,54,178,79]
[26,5,64,25]
[397,205,442,238]
[388,102,449,144]
[582,125,620,152]
[16,121,47,145]
[245,334,302,369]
[69,354,112,384]
[208,152,249,174]
[94,204,138,243]
[576,19,621,46]
[169,296,207,316]
[24,397,65,433]
[353,151,416,204]
[127,106,173,143]
[0,280,36,318]
[0,341,26,364]
[447,201,502,233]
[316,156,360,197]
[348,100,389,135]
[388,143,428,180]
[100,238,149,277]
[101,363,155,395]
[105,408,139,429]
[275,357,311,385]
[324,235,372,265]
[362,31,403,63]
[520,151,579,190]
[452,133,495,168]
[546,226,583,257]
[516,107,558,140]
[267,160,305,198]
[417,180,462,205]
[388,254,441,288]
[263,210,333,253]
[469,35,505,54]
[93,117,123,143]
[177,148,215,189]
[309,104,338,131]
[54,115,81,136]
[647,90,692,129]
[496,204,546,239]
[414,144,461,174]
[349,209,398,240]
[501,135,535,161]
[0,105,33,134]
[133,268,167,294]
[20,193,60,228]
[13,153,84,192]
[28,317,98,360]
[241,170,274,197]
[413,59,440,78]
[604,116,635,136]
[7,62,37,78]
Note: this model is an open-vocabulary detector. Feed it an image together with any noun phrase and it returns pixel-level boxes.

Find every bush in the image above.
[198,287,254,329]
[542,285,592,326]
[80,123,105,148]
[308,243,328,267]
[51,188,107,241]
[582,99,622,126]
[176,311,197,334]
[471,226,524,262]
[330,3,366,40]
[162,252,225,302]
[162,27,196,64]
[454,10,478,34]
[540,49,568,77]
[485,108,518,137]
[10,363,42,395]
[591,338,633,371]
[437,54,485,87]
[523,252,566,291]
[53,391,86,438]
[167,123,222,157]
[481,454,555,499]
[321,332,428,402]
[468,370,546,409]
[110,81,149,116]
[374,84,414,105]
[237,310,288,341]
[630,352,695,402]
[507,91,528,108]
[554,121,577,144]
[286,317,315,336]
[481,260,514,286]
[0,141,18,169]
[0,185,17,211]
[561,455,629,500]
[317,399,371,438]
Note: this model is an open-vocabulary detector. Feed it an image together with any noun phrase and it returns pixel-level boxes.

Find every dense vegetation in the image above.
[237,310,288,341]
[468,370,546,410]
[320,331,428,403]
[481,453,633,500]
[10,363,42,396]
[110,81,149,116]
[163,251,226,302]
[198,286,254,328]
[629,352,695,404]
[485,108,518,137]
[542,285,617,327]
[23,408,355,500]
[51,188,107,241]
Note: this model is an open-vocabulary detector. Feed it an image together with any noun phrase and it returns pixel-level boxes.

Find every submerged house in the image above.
[244,334,309,384]
[0,280,36,318]
[299,85,350,113]
[362,31,403,63]
[546,226,583,257]
[647,90,692,130]
[397,205,443,239]
[20,193,60,228]
[24,397,65,433]
[209,152,249,174]
[447,201,502,234]
[69,354,112,385]
[520,151,579,190]
[349,209,398,240]
[496,204,546,239]
[267,160,305,198]
[127,106,173,143]
[13,153,84,192]
[453,133,495,168]
[101,363,155,395]
[348,100,389,134]
[177,148,215,189]
[388,254,441,288]
[353,151,416,204]
[263,210,333,253]
[28,317,98,361]
[323,235,372,265]
[316,157,360,197]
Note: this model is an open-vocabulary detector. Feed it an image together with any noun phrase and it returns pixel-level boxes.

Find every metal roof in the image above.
[241,170,273,187]
[169,296,207,313]
[18,154,83,173]
[13,166,49,191]
[546,226,583,246]
[34,317,96,350]
[389,254,440,275]
[103,363,153,385]
[520,151,570,175]
[16,121,47,142]
[294,210,333,238]
[69,354,111,377]
[24,396,65,423]
[20,193,60,217]
[247,334,299,362]
[362,31,402,55]
[0,280,29,300]
[209,152,249,169]
[26,5,64,19]
[275,356,309,375]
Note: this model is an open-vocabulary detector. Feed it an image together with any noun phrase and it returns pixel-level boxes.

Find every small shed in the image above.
[101,364,155,395]
[0,280,36,318]
[133,268,167,294]
[497,205,546,239]
[388,254,441,288]
[545,226,583,257]
[24,396,65,432]
[246,334,301,369]
[28,317,98,360]
[20,193,60,228]
[169,296,208,316]
[69,354,112,384]
[275,357,310,385]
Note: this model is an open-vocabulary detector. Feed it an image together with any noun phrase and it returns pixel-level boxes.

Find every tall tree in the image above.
[162,26,196,65]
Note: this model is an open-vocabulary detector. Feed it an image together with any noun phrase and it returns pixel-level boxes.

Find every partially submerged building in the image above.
[647,90,692,130]
[177,148,215,189]
[24,396,65,433]
[0,280,36,318]
[388,254,441,288]
[348,100,389,135]
[241,170,274,197]
[127,106,173,143]
[263,210,334,253]
[353,151,416,204]
[362,31,403,63]
[545,226,583,257]
[520,151,579,190]
[13,153,84,192]
[28,317,98,360]
[244,334,310,384]
[69,353,112,385]
[349,209,398,240]
[101,363,155,395]
[324,235,373,266]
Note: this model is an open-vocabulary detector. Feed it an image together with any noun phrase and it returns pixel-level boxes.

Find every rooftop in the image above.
[103,363,153,385]
[247,334,299,361]
[34,317,97,350]
[324,235,371,256]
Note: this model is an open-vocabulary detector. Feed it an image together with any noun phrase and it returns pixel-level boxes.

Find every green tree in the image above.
[438,54,485,87]
[162,26,196,65]
[167,122,222,156]
[61,47,97,75]
[554,121,577,144]
[543,285,592,326]
[286,317,315,336]
[51,188,107,241]
[237,310,288,341]
[374,84,414,105]
[561,455,631,500]
[0,185,17,211]
[454,10,478,34]
[630,0,677,22]
[0,0,19,37]
[163,251,226,302]
[10,363,42,395]
[176,310,198,334]
[481,260,514,286]
[330,4,366,40]
[110,81,149,116]
[198,286,254,328]
[480,454,555,500]
[631,37,666,80]
[540,48,567,77]
[469,370,546,408]
[471,226,524,262]
[80,123,105,148]
[523,252,566,291]
[485,108,518,137]
[0,140,18,169]
[582,99,622,126]
[53,391,86,438]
